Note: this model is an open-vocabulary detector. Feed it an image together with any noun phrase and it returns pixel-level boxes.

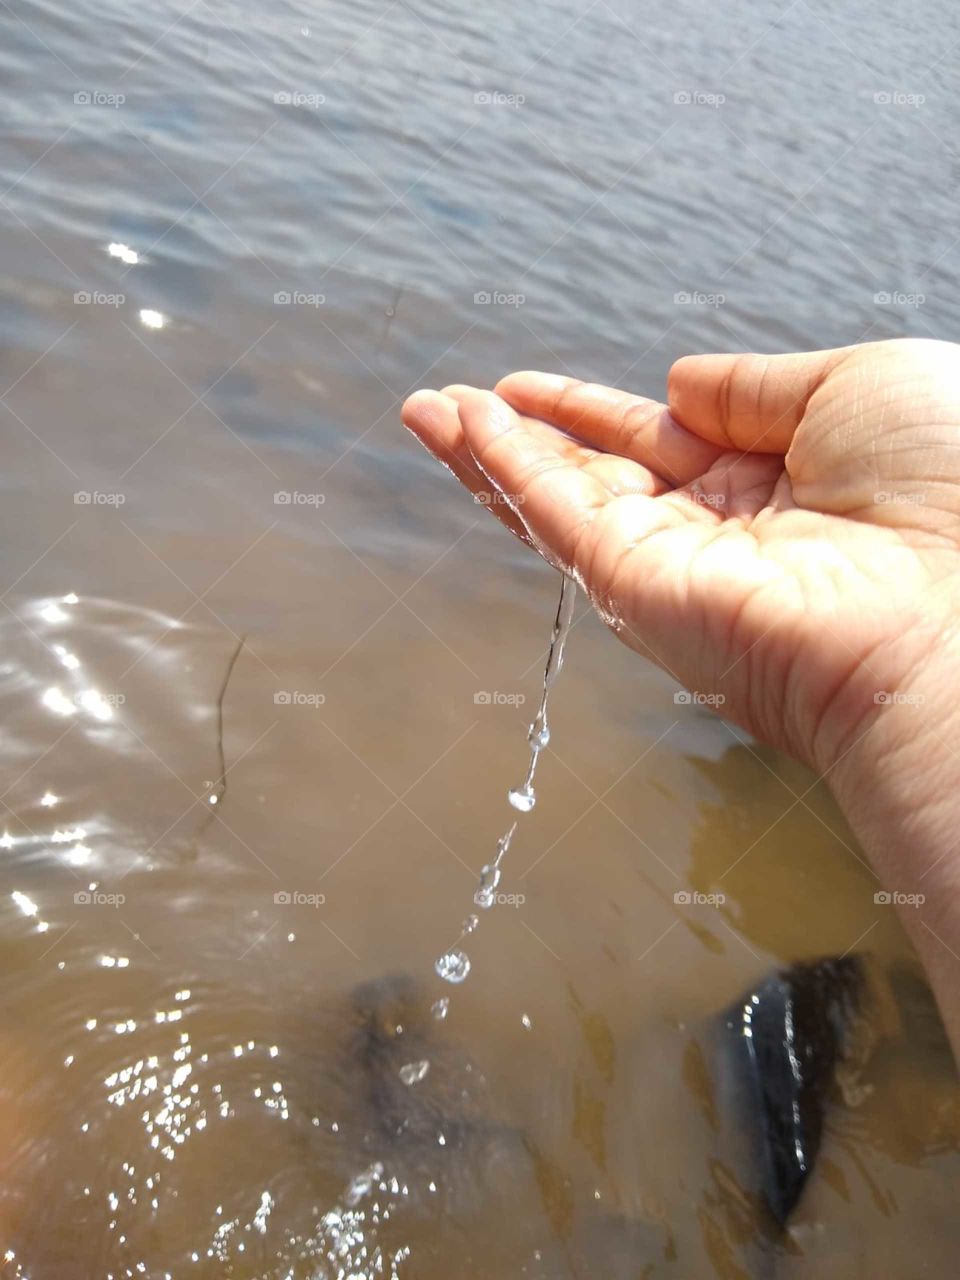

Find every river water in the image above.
[1,0,959,1275]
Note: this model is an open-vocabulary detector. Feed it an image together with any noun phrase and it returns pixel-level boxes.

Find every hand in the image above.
[404,339,960,1058]
[402,340,960,776]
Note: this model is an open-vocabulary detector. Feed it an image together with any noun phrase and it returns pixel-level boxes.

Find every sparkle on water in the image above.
[398,1059,430,1086]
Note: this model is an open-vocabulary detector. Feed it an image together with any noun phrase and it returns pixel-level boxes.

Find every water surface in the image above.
[0,0,959,1274]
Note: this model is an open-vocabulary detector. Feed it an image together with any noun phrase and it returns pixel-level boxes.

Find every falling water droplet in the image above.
[398,1059,430,1086]
[508,785,536,813]
[435,949,471,984]
[528,720,550,749]
[463,914,479,934]
[474,863,502,909]
[431,997,449,1021]
[345,1162,383,1207]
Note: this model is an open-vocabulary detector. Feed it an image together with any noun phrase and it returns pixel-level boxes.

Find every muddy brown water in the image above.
[1,0,959,1274]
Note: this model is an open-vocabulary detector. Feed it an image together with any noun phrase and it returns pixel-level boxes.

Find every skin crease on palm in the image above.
[402,337,960,1062]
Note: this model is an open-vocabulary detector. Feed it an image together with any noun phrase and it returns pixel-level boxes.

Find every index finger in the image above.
[494,371,725,484]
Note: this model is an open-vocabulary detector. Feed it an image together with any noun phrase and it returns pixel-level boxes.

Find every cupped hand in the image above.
[402,340,960,774]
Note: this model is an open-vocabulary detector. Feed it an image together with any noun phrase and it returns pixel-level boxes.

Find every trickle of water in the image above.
[435,950,471,984]
[398,1059,430,1086]
[431,997,450,1021]
[431,573,577,997]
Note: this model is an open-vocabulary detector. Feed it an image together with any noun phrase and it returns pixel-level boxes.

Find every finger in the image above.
[494,371,724,484]
[455,389,717,579]
[442,384,669,503]
[667,347,850,454]
[401,389,530,541]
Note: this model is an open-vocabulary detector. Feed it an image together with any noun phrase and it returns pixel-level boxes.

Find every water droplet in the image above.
[345,1162,383,1207]
[521,1013,532,1029]
[474,863,501,909]
[463,914,479,934]
[435,949,471,984]
[399,1059,430,1086]
[431,997,449,1020]
[508,785,536,812]
[528,720,550,749]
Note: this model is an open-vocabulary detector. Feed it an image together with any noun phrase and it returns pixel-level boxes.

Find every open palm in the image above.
[403,339,960,772]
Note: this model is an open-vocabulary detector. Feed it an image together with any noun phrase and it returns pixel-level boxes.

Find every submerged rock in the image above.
[718,955,866,1227]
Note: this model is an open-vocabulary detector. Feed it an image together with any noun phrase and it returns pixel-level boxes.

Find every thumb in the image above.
[667,347,850,454]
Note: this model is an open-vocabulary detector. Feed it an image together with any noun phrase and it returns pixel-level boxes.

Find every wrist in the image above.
[826,628,960,1059]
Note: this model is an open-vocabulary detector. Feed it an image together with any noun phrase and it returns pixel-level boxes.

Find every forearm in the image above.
[829,640,960,1063]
